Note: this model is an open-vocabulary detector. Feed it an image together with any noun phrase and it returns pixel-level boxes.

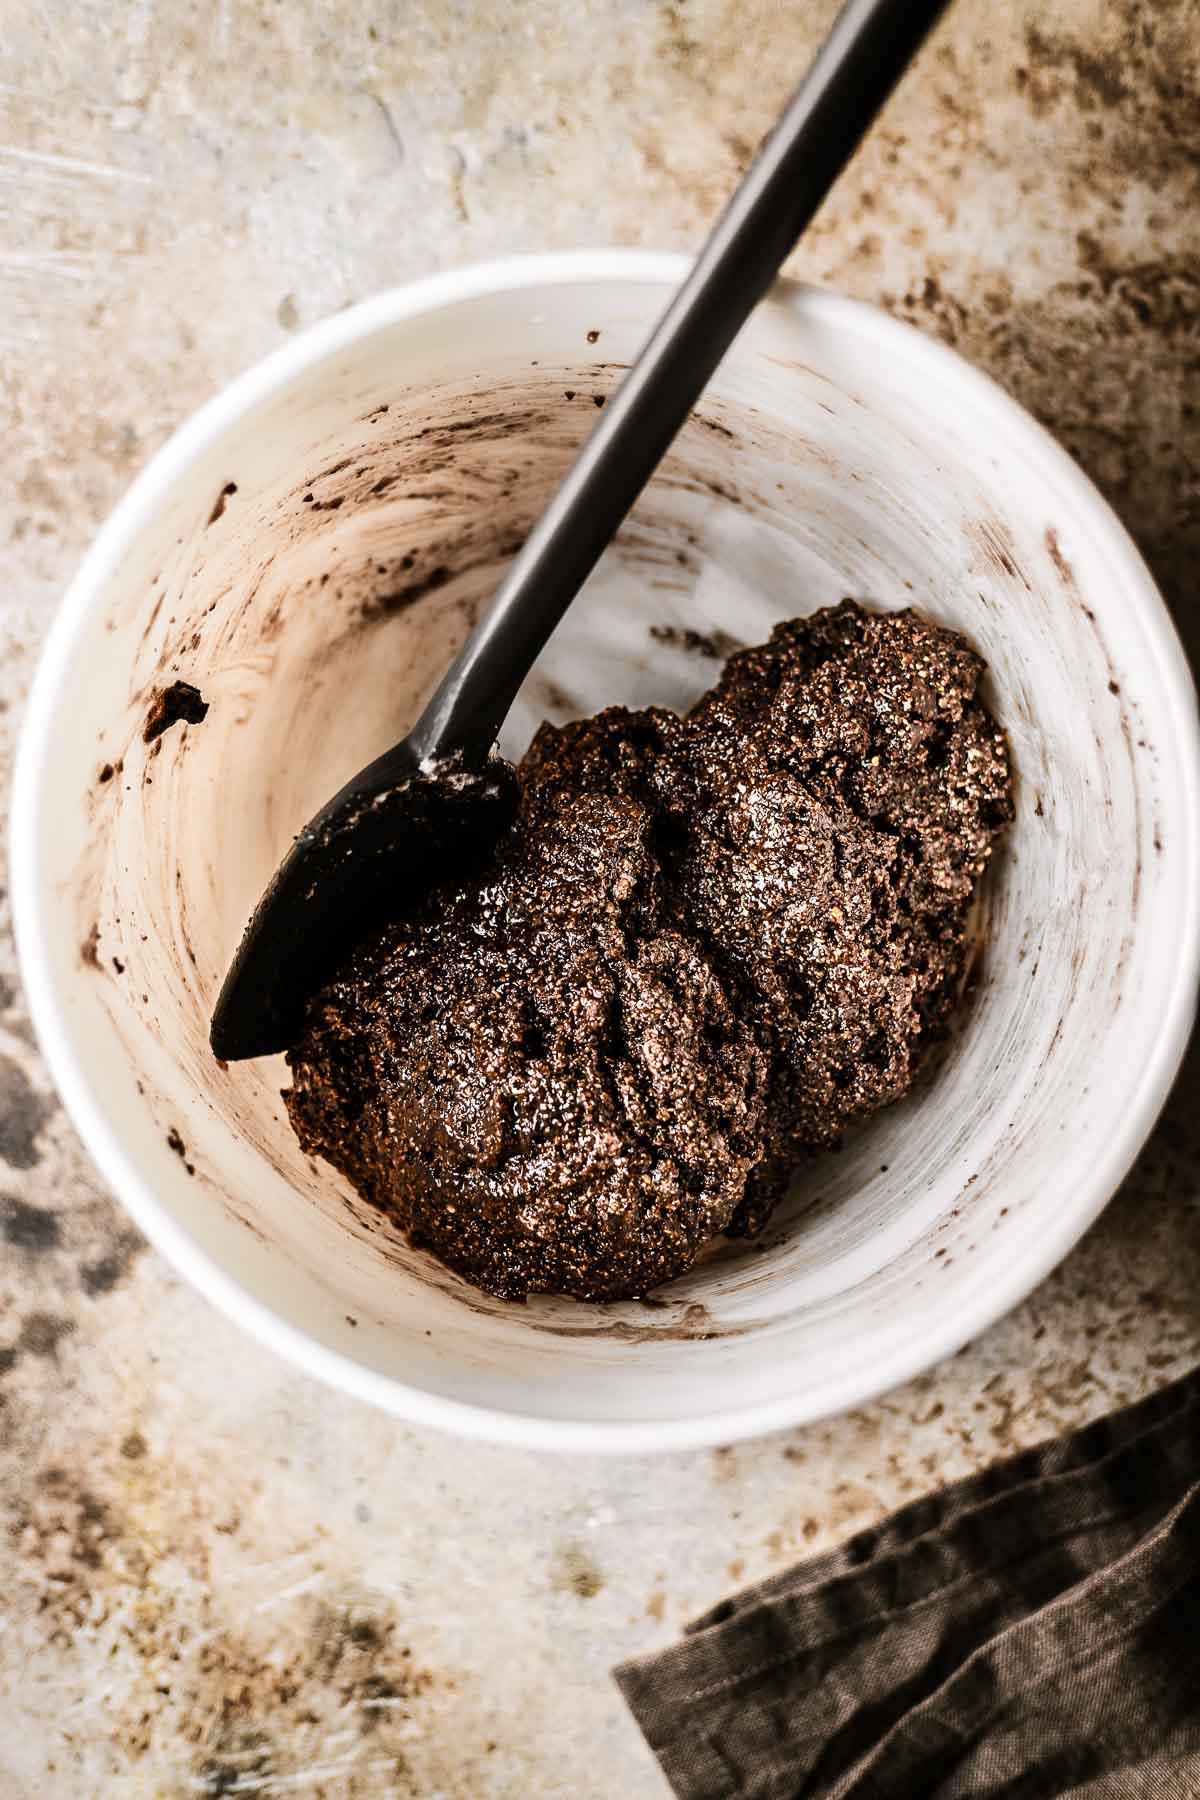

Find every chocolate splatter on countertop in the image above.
[285,603,1012,1302]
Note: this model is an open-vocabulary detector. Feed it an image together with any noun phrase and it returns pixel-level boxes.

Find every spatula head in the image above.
[210,746,519,1061]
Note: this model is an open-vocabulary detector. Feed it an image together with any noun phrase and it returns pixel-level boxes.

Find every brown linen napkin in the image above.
[615,1370,1200,1800]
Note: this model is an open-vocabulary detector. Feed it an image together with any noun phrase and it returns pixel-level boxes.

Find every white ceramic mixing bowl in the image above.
[13,252,1200,1451]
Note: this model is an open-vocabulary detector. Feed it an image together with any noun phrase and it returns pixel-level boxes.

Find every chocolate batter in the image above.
[285,603,1012,1301]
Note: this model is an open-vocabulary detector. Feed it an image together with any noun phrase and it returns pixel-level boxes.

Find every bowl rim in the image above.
[13,248,1200,1454]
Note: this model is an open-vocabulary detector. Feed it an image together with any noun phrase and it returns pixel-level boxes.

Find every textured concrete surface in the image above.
[2,1,1199,1793]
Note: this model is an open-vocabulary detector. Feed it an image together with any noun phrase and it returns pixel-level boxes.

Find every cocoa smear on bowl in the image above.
[284,602,1013,1302]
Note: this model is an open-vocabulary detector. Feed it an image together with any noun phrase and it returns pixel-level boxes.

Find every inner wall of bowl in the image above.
[50,280,1175,1426]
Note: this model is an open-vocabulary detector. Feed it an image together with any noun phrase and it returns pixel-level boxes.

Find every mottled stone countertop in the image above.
[2,1,1198,1793]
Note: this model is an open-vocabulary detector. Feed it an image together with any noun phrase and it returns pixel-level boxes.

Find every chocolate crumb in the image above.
[207,481,238,526]
[143,681,209,743]
[586,329,600,343]
[98,762,115,784]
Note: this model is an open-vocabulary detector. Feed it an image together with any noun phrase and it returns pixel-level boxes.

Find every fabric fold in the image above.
[615,1370,1200,1800]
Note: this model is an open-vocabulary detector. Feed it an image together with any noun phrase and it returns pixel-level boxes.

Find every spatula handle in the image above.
[411,0,950,765]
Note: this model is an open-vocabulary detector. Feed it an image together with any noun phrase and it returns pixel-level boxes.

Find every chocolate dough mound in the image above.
[285,602,1012,1300]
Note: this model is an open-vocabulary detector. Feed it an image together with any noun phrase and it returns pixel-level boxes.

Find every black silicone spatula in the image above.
[211,0,948,1061]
